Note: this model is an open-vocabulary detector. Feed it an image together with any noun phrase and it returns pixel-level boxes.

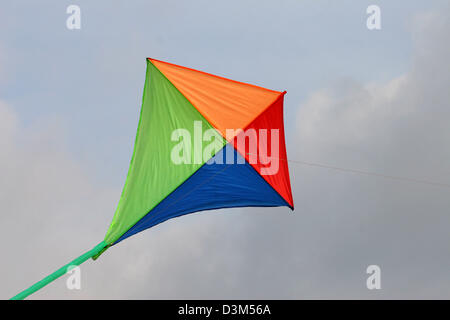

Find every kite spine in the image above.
[10,241,107,300]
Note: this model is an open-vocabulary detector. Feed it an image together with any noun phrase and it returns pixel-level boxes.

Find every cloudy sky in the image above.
[1,0,449,299]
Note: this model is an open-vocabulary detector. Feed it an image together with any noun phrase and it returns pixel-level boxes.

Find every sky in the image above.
[0,0,449,299]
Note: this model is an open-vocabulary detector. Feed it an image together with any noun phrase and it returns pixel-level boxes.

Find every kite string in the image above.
[246,152,450,189]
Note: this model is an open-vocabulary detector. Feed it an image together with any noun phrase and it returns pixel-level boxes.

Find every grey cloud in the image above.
[1,3,450,299]
[95,7,449,299]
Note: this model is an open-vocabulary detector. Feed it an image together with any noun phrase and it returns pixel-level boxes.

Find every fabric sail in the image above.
[11,58,293,300]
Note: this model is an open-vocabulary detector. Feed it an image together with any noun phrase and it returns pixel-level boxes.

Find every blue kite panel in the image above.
[114,144,289,244]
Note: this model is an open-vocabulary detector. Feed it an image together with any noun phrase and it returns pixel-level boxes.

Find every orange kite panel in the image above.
[149,58,283,139]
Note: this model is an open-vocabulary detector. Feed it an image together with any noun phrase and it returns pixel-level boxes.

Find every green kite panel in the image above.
[104,60,226,244]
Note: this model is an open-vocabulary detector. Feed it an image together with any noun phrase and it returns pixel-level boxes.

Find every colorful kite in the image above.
[12,58,293,299]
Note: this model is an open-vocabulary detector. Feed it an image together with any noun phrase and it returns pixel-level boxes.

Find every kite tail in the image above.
[10,241,107,300]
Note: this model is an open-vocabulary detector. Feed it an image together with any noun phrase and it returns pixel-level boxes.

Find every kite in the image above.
[11,58,293,300]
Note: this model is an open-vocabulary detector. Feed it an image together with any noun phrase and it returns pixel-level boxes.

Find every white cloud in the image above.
[296,9,450,183]
[0,101,17,148]
[287,8,450,298]
[0,101,118,299]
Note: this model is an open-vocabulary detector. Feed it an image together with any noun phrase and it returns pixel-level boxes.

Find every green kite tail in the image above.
[10,241,107,300]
